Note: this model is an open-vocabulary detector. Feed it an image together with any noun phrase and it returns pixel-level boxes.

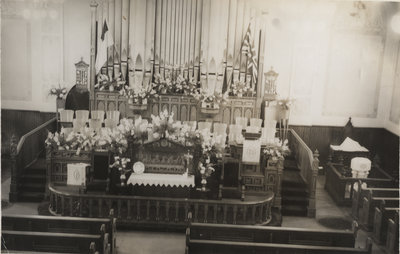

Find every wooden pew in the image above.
[351,180,399,219]
[372,201,399,244]
[2,210,117,254]
[385,216,399,254]
[185,223,373,254]
[1,230,110,254]
[359,194,400,231]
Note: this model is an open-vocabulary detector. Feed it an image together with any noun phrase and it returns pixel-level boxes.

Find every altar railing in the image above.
[288,129,319,217]
[9,117,57,202]
[48,184,274,228]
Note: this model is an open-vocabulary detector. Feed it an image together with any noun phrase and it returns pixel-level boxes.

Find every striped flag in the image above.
[241,21,258,85]
[95,19,113,74]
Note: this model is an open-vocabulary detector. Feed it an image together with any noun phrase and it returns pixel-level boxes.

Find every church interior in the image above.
[1,0,399,253]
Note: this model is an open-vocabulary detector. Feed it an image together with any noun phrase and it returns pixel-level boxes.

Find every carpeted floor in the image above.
[37,202,52,216]
[317,217,353,230]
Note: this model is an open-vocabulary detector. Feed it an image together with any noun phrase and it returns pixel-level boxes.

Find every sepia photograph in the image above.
[1,0,399,253]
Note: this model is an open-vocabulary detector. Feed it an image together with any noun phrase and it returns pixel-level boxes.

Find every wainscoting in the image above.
[1,109,55,156]
[291,125,399,179]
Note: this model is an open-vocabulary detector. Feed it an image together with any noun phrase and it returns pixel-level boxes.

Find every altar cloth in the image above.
[127,173,195,187]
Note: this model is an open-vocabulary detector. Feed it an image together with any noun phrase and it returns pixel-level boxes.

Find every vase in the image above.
[201,177,207,191]
[109,85,114,92]
[279,109,290,120]
[56,98,66,109]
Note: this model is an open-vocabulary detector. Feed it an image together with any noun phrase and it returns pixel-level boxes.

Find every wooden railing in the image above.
[48,185,274,228]
[288,129,319,217]
[9,117,57,202]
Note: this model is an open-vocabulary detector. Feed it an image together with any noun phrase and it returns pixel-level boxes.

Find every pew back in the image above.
[188,223,356,247]
[186,238,373,254]
[373,207,399,244]
[351,182,399,219]
[1,230,109,254]
[360,197,400,230]
[2,214,115,254]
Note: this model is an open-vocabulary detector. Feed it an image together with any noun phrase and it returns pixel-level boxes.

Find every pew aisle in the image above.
[1,174,387,254]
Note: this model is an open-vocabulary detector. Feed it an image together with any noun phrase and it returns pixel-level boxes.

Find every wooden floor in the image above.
[1,172,388,253]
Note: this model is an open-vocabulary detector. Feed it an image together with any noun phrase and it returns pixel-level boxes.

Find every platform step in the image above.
[281,205,308,216]
[18,192,44,202]
[28,158,46,170]
[20,183,46,192]
[20,174,46,184]
[282,196,309,206]
[284,159,299,171]
[281,186,309,196]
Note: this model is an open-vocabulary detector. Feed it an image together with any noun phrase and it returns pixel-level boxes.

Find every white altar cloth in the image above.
[127,173,195,188]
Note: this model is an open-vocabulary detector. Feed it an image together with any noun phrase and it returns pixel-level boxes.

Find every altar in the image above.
[42,0,293,228]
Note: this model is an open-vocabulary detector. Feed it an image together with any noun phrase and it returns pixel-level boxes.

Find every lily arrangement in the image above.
[49,84,68,99]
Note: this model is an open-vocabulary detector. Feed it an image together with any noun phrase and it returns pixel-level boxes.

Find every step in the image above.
[24,167,46,175]
[20,183,46,192]
[28,158,46,170]
[20,174,46,184]
[284,159,299,171]
[281,205,308,216]
[281,186,309,196]
[282,196,309,206]
[18,192,45,202]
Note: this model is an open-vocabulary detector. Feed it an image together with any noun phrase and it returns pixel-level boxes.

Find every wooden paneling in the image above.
[291,125,399,179]
[1,109,55,156]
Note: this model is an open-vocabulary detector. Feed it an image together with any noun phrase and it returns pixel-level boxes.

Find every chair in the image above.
[73,119,86,133]
[235,117,248,130]
[61,127,74,138]
[198,122,212,131]
[250,118,263,128]
[59,110,74,122]
[106,111,120,122]
[184,121,197,131]
[89,119,102,133]
[104,119,118,129]
[229,124,242,144]
[262,120,277,144]
[91,110,105,122]
[213,123,227,136]
[76,110,89,122]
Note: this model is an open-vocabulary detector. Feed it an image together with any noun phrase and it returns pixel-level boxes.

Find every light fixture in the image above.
[264,67,278,101]
[391,12,400,34]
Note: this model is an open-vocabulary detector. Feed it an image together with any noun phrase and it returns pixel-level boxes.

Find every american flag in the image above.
[241,21,258,85]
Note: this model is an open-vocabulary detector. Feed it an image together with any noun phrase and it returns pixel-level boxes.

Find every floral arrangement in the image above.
[193,89,229,109]
[277,98,294,111]
[263,139,290,161]
[150,110,177,139]
[46,110,229,189]
[152,73,174,94]
[120,84,158,105]
[49,84,68,99]
[110,156,132,185]
[95,73,126,92]
[45,118,135,155]
[229,80,255,97]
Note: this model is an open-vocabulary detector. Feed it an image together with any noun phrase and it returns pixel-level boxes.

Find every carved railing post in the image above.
[44,146,53,200]
[9,135,19,202]
[307,149,319,217]
[275,157,284,210]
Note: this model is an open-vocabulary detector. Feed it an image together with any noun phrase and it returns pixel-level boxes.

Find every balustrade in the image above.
[48,185,273,227]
